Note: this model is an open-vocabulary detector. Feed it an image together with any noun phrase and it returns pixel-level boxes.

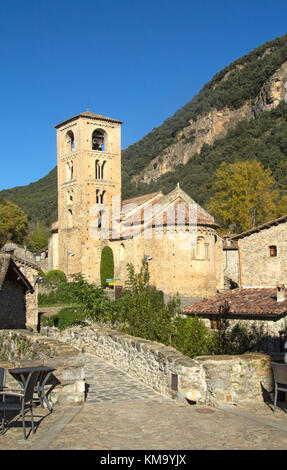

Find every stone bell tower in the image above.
[55,110,122,281]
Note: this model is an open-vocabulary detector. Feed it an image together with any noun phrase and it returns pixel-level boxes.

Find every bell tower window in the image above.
[92,129,105,151]
[66,130,75,153]
[66,162,74,181]
[95,160,100,179]
[100,190,106,204]
[67,209,73,228]
[101,161,106,179]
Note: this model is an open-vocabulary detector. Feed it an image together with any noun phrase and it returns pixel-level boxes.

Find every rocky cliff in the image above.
[134,61,287,184]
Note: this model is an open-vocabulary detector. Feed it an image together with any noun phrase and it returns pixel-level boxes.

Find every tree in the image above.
[207,160,279,233]
[25,222,50,251]
[100,246,114,288]
[0,197,28,247]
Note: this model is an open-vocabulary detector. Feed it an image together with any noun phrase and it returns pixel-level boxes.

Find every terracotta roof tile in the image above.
[182,288,287,318]
[122,192,162,208]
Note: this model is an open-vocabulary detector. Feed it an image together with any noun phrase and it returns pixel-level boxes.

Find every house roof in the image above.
[181,288,287,319]
[122,192,162,208]
[113,185,218,239]
[232,214,287,240]
[0,254,34,293]
[55,110,123,129]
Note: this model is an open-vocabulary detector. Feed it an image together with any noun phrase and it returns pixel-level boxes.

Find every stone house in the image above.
[48,110,224,298]
[182,214,287,352]
[1,244,40,330]
[0,254,34,329]
[181,286,287,352]
[232,214,287,288]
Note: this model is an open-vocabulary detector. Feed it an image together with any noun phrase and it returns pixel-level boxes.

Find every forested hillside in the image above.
[0,167,57,225]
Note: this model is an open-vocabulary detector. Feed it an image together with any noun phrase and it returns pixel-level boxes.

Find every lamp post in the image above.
[66,251,75,280]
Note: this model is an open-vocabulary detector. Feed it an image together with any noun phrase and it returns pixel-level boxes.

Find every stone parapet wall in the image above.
[0,330,85,406]
[41,324,274,407]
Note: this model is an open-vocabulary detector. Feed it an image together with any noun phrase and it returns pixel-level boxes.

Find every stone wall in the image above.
[41,324,273,407]
[238,222,287,288]
[0,330,85,406]
[14,261,39,331]
[223,249,239,286]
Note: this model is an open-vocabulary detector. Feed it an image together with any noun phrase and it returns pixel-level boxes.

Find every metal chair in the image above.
[0,367,6,391]
[271,362,287,411]
[0,370,40,439]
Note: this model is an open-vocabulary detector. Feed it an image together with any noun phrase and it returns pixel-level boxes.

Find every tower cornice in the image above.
[55,111,123,129]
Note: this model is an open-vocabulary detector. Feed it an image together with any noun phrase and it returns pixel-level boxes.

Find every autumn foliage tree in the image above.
[0,197,28,247]
[207,160,282,233]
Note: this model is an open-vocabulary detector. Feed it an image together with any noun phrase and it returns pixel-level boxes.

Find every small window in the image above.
[210,316,221,330]
[269,245,277,257]
[67,209,73,228]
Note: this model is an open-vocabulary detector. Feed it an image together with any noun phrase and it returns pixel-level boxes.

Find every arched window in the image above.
[66,162,74,181]
[96,189,100,204]
[67,191,73,204]
[67,209,73,228]
[101,161,106,179]
[97,210,105,229]
[95,160,100,179]
[100,190,106,204]
[66,130,75,153]
[92,129,105,151]
[196,237,205,259]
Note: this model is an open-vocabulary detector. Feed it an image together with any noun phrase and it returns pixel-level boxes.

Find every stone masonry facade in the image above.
[236,219,287,288]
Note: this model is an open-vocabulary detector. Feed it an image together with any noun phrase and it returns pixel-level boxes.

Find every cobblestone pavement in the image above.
[1,353,287,450]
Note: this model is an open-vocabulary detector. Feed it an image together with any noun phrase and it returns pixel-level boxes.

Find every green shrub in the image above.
[212,320,265,354]
[46,269,67,283]
[171,316,213,358]
[38,280,77,306]
[100,246,114,288]
[115,260,180,344]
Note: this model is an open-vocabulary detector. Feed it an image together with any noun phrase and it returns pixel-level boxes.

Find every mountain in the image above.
[1,33,287,225]
[0,167,57,225]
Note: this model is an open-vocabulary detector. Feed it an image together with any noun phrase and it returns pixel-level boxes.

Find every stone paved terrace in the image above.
[1,353,287,450]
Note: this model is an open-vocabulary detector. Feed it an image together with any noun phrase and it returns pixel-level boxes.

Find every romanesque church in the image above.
[48,110,224,298]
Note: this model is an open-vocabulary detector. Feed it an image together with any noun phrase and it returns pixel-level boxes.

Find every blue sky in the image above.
[0,0,287,190]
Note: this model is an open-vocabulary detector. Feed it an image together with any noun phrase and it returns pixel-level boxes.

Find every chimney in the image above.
[277,284,286,302]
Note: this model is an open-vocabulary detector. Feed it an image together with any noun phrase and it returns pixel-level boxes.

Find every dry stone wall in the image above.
[41,324,274,407]
[0,330,85,406]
